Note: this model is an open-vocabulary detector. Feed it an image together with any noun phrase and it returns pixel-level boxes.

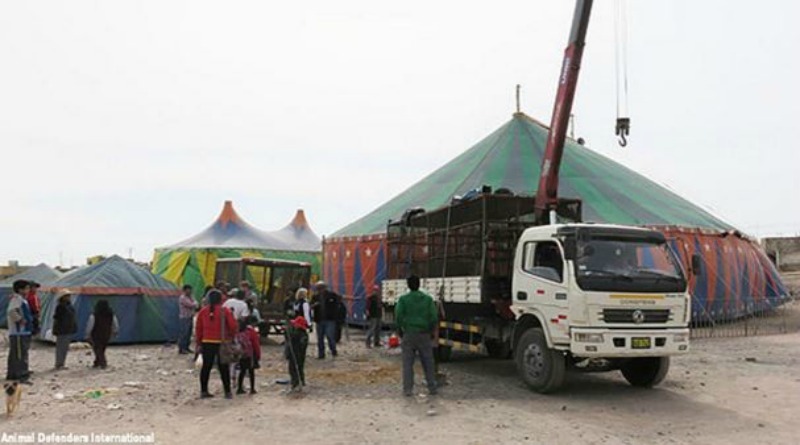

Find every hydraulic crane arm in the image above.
[534,0,593,224]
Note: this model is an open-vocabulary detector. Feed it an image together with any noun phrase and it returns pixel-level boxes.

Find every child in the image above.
[85,300,119,369]
[236,316,260,395]
[285,315,309,392]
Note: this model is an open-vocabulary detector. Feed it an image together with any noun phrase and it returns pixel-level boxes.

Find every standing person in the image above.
[285,315,309,392]
[52,290,77,370]
[292,288,312,327]
[215,281,230,301]
[335,295,347,344]
[6,280,33,383]
[178,285,198,354]
[246,299,263,328]
[26,281,42,336]
[200,285,214,306]
[236,316,260,395]
[395,275,438,397]
[310,281,341,359]
[195,290,237,399]
[365,285,383,348]
[240,281,258,304]
[85,300,119,369]
[223,288,250,321]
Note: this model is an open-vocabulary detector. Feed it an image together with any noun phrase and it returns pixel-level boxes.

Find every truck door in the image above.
[516,240,570,345]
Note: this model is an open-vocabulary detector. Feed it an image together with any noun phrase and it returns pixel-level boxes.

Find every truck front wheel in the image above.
[620,357,670,387]
[515,328,565,393]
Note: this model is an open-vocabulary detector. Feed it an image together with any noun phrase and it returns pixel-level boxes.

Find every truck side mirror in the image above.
[691,254,703,276]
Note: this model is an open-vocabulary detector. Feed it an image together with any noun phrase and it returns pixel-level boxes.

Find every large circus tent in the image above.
[324,112,788,324]
[152,201,322,300]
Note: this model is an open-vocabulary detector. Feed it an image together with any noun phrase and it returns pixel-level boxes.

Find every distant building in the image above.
[0,260,31,281]
[763,236,800,271]
[763,236,800,295]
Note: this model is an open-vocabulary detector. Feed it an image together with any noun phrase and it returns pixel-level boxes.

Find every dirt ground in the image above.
[2,325,799,445]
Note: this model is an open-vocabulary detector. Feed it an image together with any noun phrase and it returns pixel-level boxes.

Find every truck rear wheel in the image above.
[621,357,670,387]
[515,328,565,393]
[485,339,512,359]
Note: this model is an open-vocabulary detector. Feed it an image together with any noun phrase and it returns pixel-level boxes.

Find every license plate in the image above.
[631,337,651,349]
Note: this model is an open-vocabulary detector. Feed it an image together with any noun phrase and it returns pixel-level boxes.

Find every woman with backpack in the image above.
[84,300,119,369]
[52,289,77,370]
[195,289,237,399]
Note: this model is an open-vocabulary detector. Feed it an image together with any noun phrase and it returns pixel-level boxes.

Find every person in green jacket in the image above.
[395,275,438,397]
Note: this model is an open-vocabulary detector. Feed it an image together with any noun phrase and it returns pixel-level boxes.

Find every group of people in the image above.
[5,279,121,384]
[6,274,440,399]
[187,279,351,398]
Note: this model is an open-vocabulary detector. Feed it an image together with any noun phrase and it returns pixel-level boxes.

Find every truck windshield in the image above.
[574,237,686,293]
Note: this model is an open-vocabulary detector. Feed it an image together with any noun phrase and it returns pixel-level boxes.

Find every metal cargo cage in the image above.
[386,193,581,303]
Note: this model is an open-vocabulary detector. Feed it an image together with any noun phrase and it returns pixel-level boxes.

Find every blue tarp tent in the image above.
[38,256,180,344]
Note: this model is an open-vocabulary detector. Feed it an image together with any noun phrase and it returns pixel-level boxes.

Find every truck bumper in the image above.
[569,327,690,358]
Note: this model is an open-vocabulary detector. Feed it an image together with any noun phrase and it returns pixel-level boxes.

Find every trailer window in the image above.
[522,241,564,282]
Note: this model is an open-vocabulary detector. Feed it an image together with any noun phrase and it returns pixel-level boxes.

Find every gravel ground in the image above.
[1,326,799,445]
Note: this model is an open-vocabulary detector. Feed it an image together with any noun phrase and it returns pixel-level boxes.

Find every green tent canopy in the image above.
[333,112,732,237]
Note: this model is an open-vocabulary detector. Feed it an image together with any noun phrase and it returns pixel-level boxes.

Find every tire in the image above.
[485,338,512,359]
[514,328,566,393]
[620,357,670,388]
[435,345,453,363]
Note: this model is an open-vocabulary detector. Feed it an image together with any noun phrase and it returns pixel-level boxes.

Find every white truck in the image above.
[382,194,697,393]
[382,0,699,393]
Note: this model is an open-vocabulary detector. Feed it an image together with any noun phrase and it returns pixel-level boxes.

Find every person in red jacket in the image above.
[195,290,237,399]
[235,316,261,395]
[26,281,42,335]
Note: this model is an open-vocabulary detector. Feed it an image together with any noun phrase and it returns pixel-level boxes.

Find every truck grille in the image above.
[601,309,671,324]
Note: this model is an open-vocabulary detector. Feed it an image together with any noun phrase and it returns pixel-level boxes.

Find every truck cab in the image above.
[512,224,691,392]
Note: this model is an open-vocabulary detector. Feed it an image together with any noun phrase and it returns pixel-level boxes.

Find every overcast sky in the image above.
[1,0,798,267]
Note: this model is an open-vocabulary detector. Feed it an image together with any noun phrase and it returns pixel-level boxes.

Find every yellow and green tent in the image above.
[152,201,321,300]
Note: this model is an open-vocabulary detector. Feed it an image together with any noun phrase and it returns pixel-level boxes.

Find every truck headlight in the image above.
[673,333,689,343]
[574,333,604,343]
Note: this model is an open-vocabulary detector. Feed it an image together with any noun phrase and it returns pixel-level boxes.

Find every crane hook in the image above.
[615,117,630,147]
